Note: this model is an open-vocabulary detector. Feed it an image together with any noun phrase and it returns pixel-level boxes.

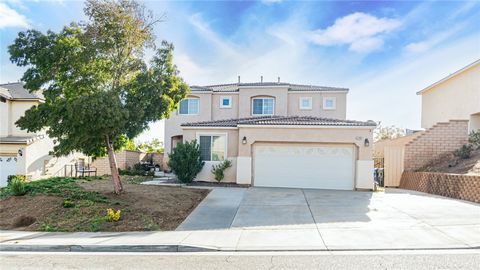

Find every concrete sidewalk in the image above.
[1,227,478,252]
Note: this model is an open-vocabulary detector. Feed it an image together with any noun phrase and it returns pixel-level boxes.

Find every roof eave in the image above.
[417,59,480,95]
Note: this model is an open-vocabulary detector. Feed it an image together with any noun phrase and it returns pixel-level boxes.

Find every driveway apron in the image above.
[176,188,246,231]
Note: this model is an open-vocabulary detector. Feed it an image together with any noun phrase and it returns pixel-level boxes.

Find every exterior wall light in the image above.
[18,149,23,156]
[364,138,370,147]
[242,136,247,144]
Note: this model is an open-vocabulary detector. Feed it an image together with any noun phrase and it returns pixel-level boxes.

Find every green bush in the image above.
[119,163,153,176]
[454,144,473,159]
[469,130,480,149]
[8,176,27,196]
[7,175,26,185]
[211,160,232,182]
[167,140,204,183]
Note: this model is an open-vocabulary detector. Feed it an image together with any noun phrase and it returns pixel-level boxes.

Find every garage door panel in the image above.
[0,156,18,187]
[254,144,354,190]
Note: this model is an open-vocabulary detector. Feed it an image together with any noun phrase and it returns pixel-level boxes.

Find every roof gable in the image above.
[417,59,480,95]
[0,83,44,101]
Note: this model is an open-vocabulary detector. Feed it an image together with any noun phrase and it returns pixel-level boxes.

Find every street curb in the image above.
[0,244,217,252]
[1,244,478,253]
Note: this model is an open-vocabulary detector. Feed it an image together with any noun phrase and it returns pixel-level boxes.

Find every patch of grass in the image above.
[90,215,107,232]
[26,177,108,203]
[123,175,153,184]
[39,223,58,232]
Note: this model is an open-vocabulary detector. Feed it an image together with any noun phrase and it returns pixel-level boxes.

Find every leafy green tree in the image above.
[373,122,405,142]
[167,140,204,183]
[9,0,188,194]
[137,138,164,153]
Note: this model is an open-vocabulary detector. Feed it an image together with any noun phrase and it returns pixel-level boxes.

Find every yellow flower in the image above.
[106,208,121,222]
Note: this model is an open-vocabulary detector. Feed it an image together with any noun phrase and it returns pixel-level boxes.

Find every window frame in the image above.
[178,98,200,115]
[251,97,275,116]
[219,96,232,109]
[323,97,336,110]
[196,133,228,162]
[299,97,313,110]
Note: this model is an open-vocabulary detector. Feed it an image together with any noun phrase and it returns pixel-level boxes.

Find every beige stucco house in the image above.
[165,80,376,190]
[374,59,479,187]
[0,83,87,187]
[418,59,480,131]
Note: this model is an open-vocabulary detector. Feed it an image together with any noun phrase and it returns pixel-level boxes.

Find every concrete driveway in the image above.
[177,187,480,250]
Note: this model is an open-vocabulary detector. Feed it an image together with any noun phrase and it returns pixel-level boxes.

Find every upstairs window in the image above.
[323,97,336,110]
[299,97,312,110]
[179,98,199,115]
[252,98,274,115]
[220,96,232,108]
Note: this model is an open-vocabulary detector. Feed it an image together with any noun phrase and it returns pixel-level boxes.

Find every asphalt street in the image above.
[1,250,479,270]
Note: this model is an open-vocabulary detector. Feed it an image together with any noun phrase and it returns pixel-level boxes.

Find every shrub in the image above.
[211,160,232,182]
[469,130,480,149]
[8,176,27,196]
[7,175,26,185]
[62,199,75,208]
[106,208,121,222]
[454,144,473,159]
[119,163,152,176]
[167,140,204,183]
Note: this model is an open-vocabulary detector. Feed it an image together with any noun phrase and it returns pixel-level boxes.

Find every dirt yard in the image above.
[421,149,480,175]
[0,177,209,232]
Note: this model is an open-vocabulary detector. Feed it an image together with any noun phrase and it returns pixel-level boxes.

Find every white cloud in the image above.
[404,23,465,53]
[0,3,29,29]
[308,12,401,53]
[261,0,283,4]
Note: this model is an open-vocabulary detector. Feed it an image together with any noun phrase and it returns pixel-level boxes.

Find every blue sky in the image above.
[1,0,479,142]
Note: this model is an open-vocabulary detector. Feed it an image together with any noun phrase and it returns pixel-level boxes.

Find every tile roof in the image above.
[181,116,376,128]
[0,82,44,100]
[0,135,45,145]
[189,82,348,93]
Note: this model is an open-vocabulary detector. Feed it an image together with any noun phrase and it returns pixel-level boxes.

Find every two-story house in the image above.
[164,80,376,190]
[0,83,87,187]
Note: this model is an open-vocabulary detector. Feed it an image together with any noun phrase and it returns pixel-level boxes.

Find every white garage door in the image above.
[254,144,355,190]
[0,156,18,187]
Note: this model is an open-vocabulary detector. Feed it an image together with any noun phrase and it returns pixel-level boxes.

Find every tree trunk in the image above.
[106,136,123,194]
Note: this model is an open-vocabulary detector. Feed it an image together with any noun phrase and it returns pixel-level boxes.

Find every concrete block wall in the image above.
[91,150,164,176]
[404,120,469,171]
[400,171,480,203]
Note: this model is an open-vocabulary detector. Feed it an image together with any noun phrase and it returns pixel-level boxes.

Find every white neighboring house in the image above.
[0,83,88,187]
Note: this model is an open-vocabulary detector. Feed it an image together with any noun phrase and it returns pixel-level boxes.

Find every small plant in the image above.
[469,130,480,149]
[62,199,75,208]
[40,223,57,232]
[454,144,473,159]
[7,175,26,185]
[211,160,232,182]
[8,176,27,196]
[106,208,121,222]
[167,140,205,183]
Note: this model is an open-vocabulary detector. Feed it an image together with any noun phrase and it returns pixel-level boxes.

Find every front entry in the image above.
[253,143,355,190]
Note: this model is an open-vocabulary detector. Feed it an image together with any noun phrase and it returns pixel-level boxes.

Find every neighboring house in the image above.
[418,59,480,131]
[374,60,479,187]
[165,80,376,190]
[0,83,87,187]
